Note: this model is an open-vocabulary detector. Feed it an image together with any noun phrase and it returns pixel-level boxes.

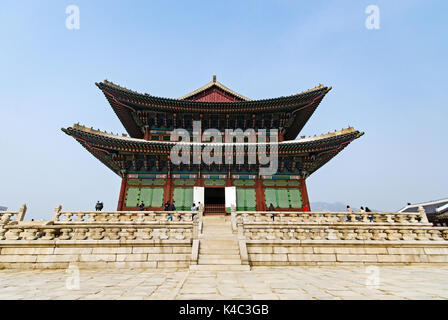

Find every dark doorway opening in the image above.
[204,188,226,215]
[205,188,225,204]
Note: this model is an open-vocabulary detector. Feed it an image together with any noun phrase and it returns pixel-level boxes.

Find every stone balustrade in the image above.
[233,207,430,227]
[0,205,199,269]
[52,205,198,224]
[241,225,448,242]
[0,205,199,242]
[231,206,448,243]
[0,204,26,225]
[2,224,195,242]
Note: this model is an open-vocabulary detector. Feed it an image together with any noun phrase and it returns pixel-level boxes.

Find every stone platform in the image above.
[2,205,448,269]
[1,266,447,300]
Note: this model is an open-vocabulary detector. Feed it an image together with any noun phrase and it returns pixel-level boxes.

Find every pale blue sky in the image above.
[0,0,447,219]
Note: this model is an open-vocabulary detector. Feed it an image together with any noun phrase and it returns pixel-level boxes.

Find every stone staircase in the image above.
[190,215,250,271]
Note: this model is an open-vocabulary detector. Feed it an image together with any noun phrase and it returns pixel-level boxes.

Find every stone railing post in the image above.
[231,205,237,232]
[237,221,249,265]
[418,206,429,224]
[17,204,27,222]
[52,205,62,222]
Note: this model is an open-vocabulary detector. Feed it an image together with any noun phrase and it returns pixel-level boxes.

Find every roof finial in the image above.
[213,75,216,83]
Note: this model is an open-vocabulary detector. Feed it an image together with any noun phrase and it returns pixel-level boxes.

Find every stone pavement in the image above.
[1,265,448,300]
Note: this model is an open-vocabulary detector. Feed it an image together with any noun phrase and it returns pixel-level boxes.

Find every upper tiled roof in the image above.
[398,198,448,214]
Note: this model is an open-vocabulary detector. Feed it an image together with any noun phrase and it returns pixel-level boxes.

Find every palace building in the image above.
[62,76,363,215]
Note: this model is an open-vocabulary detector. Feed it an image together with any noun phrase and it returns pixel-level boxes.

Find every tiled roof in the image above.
[398,198,448,214]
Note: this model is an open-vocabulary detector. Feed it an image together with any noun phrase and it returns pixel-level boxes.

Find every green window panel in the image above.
[153,179,166,185]
[236,188,256,211]
[183,179,196,186]
[287,180,300,187]
[140,188,152,207]
[173,188,184,207]
[183,188,193,209]
[151,187,164,207]
[245,189,256,208]
[288,188,302,209]
[172,187,193,210]
[236,188,246,211]
[264,188,278,208]
[277,189,290,208]
[127,179,141,185]
[204,179,225,186]
[125,187,140,207]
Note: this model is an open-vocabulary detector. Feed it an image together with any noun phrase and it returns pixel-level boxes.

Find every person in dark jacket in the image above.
[169,201,176,211]
[139,201,145,211]
[95,201,104,211]
[164,201,170,211]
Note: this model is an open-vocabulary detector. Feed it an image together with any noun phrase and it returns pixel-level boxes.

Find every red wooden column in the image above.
[299,179,311,211]
[117,175,128,211]
[164,178,173,204]
[255,177,266,211]
[143,126,150,141]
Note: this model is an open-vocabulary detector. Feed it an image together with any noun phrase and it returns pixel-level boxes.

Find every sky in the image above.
[0,0,447,220]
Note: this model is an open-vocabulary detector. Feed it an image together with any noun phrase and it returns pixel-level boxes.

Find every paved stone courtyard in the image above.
[1,265,448,300]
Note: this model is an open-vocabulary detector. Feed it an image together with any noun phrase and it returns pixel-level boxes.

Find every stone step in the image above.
[198,258,243,265]
[200,239,239,246]
[201,236,236,241]
[199,248,240,254]
[189,264,251,271]
[200,244,239,250]
[198,254,241,260]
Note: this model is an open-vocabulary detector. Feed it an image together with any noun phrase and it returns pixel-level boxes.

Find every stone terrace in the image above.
[1,266,448,300]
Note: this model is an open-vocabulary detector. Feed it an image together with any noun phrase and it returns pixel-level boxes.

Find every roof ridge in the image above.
[177,77,251,101]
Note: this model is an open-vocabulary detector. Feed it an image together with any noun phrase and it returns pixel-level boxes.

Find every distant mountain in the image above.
[0,206,7,211]
[310,202,378,212]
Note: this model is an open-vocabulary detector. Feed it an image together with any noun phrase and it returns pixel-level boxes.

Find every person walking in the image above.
[365,207,373,222]
[139,201,145,211]
[169,200,176,211]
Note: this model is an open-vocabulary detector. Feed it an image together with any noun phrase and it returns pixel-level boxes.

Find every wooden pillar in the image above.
[164,178,173,204]
[143,126,150,141]
[255,177,266,211]
[299,179,311,211]
[117,175,128,211]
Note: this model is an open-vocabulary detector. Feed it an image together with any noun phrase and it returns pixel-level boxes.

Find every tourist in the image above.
[169,201,176,211]
[271,212,275,221]
[139,201,145,211]
[164,201,170,211]
[95,201,103,211]
[365,207,373,222]
[359,206,365,213]
[191,203,197,211]
[346,205,353,213]
[269,203,275,211]
[168,212,173,221]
